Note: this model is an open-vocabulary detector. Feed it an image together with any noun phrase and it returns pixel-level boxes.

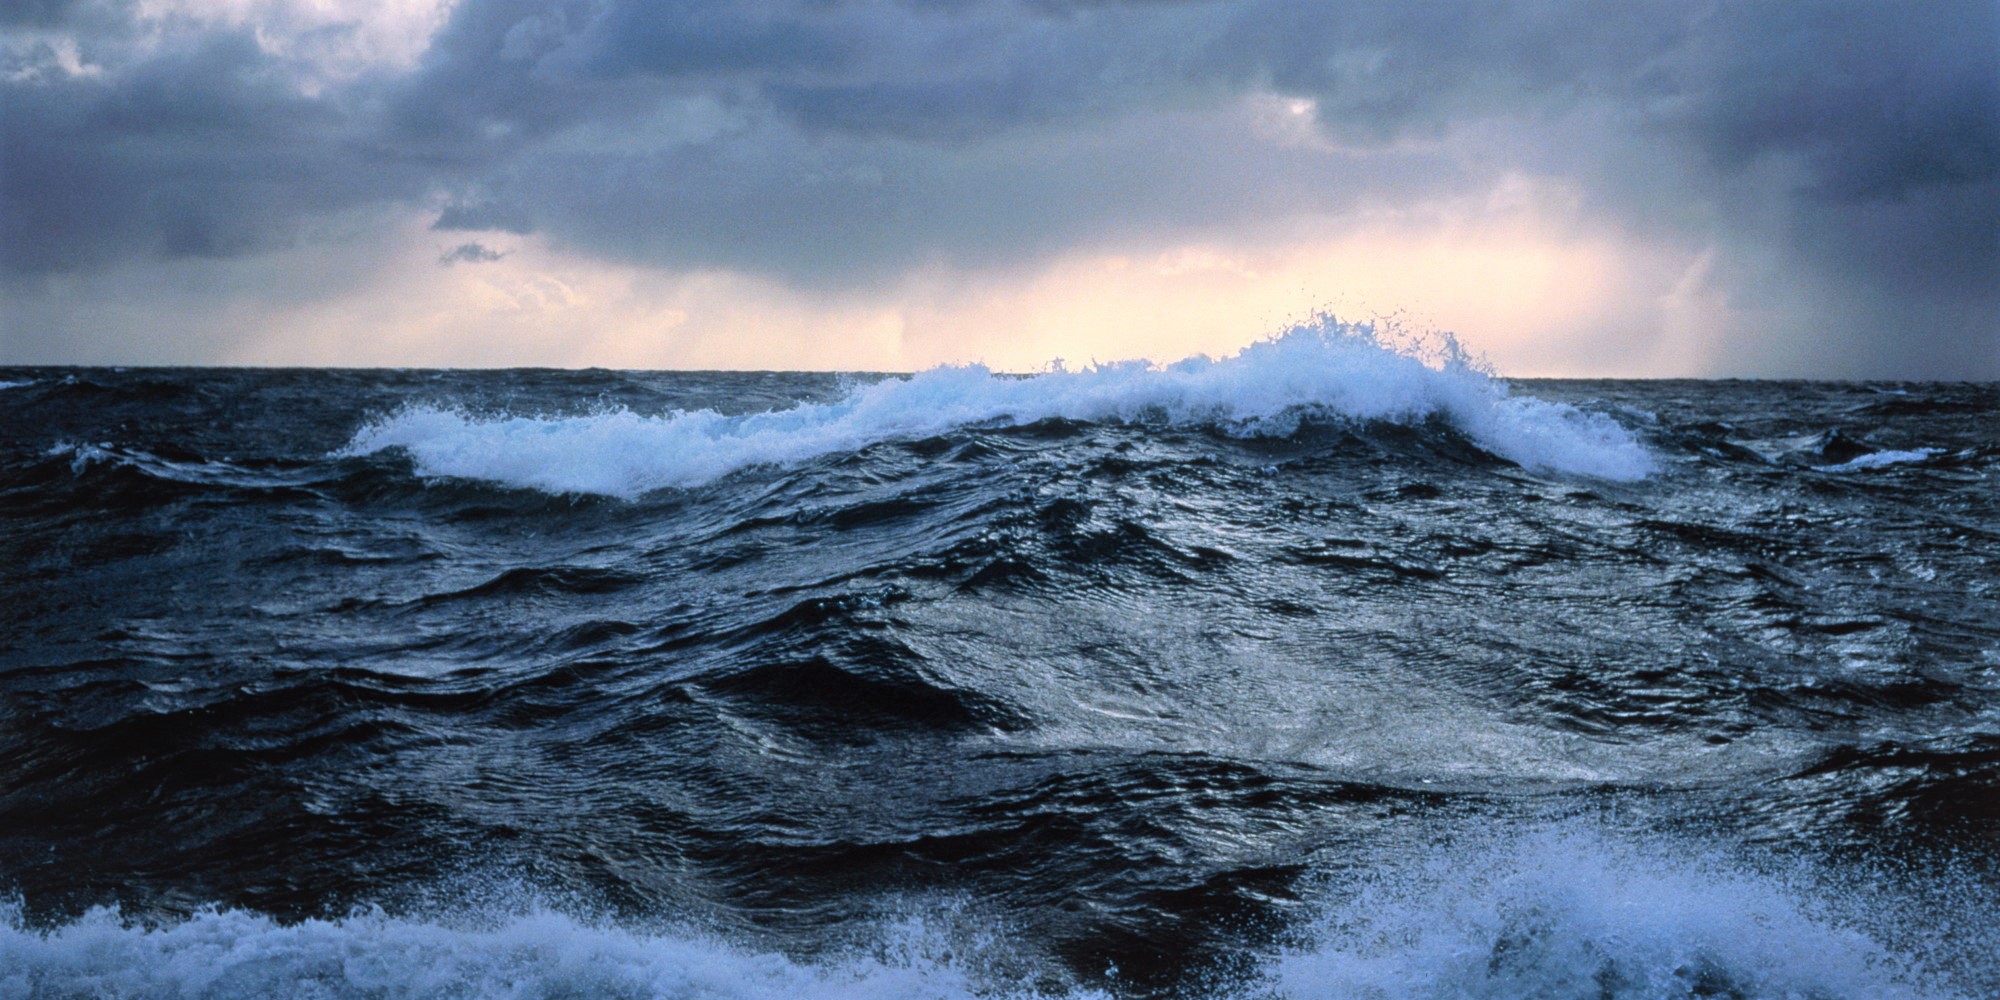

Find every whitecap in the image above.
[340,319,1655,498]
[0,902,1096,1000]
[1818,448,1943,472]
[4,826,1979,1000]
[1259,823,1978,1000]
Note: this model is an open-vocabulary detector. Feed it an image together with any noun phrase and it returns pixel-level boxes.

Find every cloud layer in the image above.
[3,0,1995,375]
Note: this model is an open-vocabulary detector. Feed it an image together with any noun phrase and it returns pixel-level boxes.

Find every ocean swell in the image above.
[339,320,1655,497]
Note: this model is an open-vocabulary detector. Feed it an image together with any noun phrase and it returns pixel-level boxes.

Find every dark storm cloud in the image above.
[380,0,617,153]
[551,0,848,80]
[402,0,1376,280]
[1647,2,1998,372]
[1202,2,1686,140]
[0,25,432,274]
[2,0,1994,372]
[492,109,1445,284]
[1675,4,1998,203]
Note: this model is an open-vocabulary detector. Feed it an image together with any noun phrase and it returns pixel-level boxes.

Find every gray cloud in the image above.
[0,0,123,30]
[438,241,508,264]
[2,0,1994,374]
[551,0,848,80]
[0,26,431,274]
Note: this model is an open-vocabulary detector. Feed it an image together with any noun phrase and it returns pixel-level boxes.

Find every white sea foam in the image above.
[340,319,1655,497]
[0,902,1095,1000]
[47,441,124,476]
[0,379,32,391]
[1261,823,1977,1000]
[3,825,1979,1000]
[1818,448,1944,472]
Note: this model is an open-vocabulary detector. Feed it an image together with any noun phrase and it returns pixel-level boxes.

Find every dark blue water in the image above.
[2,326,1995,998]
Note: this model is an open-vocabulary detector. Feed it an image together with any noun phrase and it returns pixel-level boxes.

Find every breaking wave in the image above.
[339,319,1654,497]
[4,824,1980,1000]
[0,902,1088,1000]
[1264,823,1979,1000]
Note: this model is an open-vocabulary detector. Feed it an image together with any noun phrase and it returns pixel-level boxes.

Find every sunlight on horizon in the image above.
[224,204,1724,378]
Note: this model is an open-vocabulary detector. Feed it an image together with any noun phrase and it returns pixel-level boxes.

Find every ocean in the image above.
[2,321,1995,998]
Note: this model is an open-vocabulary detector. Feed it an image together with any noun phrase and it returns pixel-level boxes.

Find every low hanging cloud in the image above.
[1,0,1994,375]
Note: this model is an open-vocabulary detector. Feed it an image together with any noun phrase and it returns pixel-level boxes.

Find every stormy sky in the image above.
[2,0,1995,375]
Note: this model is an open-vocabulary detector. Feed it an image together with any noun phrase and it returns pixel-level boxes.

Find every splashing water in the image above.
[340,318,1654,497]
[1260,824,1981,1000]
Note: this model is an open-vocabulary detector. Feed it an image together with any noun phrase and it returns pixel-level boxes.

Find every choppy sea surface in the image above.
[2,323,1996,998]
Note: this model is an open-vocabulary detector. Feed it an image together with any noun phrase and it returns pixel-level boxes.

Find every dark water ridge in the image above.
[1,327,1996,997]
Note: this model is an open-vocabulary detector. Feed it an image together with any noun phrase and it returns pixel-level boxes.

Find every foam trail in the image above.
[1259,824,1977,1000]
[0,902,1097,1000]
[341,319,1655,497]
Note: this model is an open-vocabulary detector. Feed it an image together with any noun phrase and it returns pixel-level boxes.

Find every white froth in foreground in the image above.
[0,903,1092,1000]
[340,321,1655,497]
[4,824,1981,1000]
[1263,824,1975,1000]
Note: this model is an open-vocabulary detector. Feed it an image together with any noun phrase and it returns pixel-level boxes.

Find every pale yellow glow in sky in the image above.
[227,202,1724,376]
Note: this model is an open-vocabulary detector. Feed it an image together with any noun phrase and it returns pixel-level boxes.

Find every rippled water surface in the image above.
[1,328,1995,998]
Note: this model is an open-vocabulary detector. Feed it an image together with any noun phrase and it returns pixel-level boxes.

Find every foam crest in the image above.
[340,319,1654,497]
[0,902,1093,1000]
[1819,448,1944,472]
[1260,824,1977,1000]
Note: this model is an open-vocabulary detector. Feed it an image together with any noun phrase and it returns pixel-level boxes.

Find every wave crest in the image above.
[340,319,1655,498]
